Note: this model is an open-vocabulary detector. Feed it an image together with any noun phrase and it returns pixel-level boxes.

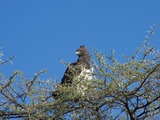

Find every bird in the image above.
[53,45,93,99]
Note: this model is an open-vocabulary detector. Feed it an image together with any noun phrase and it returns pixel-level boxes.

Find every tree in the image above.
[0,25,159,120]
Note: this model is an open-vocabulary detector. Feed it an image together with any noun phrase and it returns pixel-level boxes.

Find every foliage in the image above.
[0,26,160,120]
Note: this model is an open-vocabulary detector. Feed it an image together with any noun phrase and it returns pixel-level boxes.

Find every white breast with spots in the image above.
[74,67,94,96]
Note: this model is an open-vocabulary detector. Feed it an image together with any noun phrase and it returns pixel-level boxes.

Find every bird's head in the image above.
[75,45,89,57]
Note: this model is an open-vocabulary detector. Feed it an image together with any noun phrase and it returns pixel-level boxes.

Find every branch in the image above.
[137,105,160,119]
[0,111,28,119]
[0,71,21,91]
[130,63,160,96]
[134,95,160,118]
[0,56,15,65]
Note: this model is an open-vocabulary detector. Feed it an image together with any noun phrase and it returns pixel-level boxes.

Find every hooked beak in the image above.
[75,51,81,55]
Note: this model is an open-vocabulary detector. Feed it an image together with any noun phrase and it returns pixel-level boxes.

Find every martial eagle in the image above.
[53,45,93,98]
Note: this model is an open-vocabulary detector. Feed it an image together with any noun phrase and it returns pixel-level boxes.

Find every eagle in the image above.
[53,45,93,98]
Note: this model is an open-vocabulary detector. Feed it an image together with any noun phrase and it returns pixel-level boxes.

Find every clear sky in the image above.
[0,1,160,82]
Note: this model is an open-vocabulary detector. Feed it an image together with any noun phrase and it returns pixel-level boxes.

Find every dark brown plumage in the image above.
[53,45,92,98]
[61,45,91,84]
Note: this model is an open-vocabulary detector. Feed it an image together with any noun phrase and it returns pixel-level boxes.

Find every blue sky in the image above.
[0,1,160,81]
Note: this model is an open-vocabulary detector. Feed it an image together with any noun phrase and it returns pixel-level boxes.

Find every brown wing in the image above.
[61,62,83,85]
